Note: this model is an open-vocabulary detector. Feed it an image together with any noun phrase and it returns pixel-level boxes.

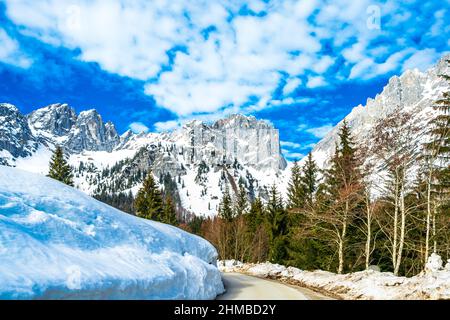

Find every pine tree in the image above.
[135,171,164,221]
[286,153,319,269]
[265,184,288,263]
[318,120,364,273]
[246,197,264,232]
[47,146,74,186]
[423,58,450,257]
[428,61,450,201]
[234,182,249,216]
[287,161,304,209]
[301,153,319,206]
[245,196,268,262]
[162,196,178,226]
[218,186,234,221]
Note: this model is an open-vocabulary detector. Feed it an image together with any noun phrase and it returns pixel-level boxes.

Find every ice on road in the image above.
[218,273,331,300]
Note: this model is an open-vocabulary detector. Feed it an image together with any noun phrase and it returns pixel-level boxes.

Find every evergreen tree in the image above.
[246,197,264,232]
[135,171,164,221]
[287,161,304,209]
[423,58,450,257]
[47,146,74,186]
[234,182,249,216]
[162,196,178,226]
[286,153,320,269]
[426,60,450,205]
[218,186,234,221]
[301,153,319,206]
[265,185,288,263]
[318,120,364,273]
[244,196,268,262]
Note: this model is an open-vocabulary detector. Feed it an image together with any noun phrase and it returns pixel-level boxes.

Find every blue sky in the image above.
[0,0,449,160]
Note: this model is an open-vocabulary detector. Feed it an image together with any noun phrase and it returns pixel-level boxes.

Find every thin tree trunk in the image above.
[338,201,349,274]
[432,201,437,253]
[425,175,432,265]
[394,177,406,276]
[365,203,372,270]
[392,171,399,270]
[338,235,344,274]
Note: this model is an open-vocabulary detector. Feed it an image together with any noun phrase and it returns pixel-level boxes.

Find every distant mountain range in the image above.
[1,54,448,216]
[0,103,287,217]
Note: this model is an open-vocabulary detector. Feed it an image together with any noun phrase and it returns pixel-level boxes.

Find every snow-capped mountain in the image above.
[1,54,448,216]
[0,103,39,163]
[27,103,120,152]
[0,105,287,217]
[310,54,450,168]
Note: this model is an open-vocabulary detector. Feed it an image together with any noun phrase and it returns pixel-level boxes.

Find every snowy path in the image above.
[217,273,331,300]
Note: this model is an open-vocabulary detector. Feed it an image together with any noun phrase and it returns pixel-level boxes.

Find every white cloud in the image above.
[3,0,326,117]
[153,120,181,132]
[402,48,442,72]
[3,0,446,119]
[281,149,305,160]
[349,49,412,80]
[312,56,334,73]
[306,76,327,88]
[282,78,302,96]
[280,140,301,149]
[128,122,149,133]
[305,124,333,138]
[0,28,32,68]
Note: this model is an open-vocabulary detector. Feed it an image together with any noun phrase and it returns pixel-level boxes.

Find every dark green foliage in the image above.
[265,185,288,263]
[187,216,205,235]
[135,171,164,221]
[218,186,234,221]
[47,146,74,186]
[234,182,248,216]
[245,197,264,232]
[287,161,304,208]
[287,153,319,209]
[302,153,319,206]
[94,190,134,214]
[162,196,178,226]
[426,60,450,209]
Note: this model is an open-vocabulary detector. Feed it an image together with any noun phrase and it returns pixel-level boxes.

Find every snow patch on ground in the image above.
[0,165,224,299]
[219,258,450,300]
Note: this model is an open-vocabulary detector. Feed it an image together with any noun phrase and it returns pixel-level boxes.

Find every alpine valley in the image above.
[1,54,449,218]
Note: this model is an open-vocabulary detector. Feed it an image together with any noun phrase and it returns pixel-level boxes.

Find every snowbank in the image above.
[0,166,224,299]
[218,257,450,300]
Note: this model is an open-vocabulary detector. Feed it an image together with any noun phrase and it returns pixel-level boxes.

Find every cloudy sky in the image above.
[0,0,448,160]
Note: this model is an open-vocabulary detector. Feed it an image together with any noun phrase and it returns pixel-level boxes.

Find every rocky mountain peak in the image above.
[28,103,77,137]
[311,54,450,168]
[0,103,19,114]
[213,114,272,130]
[65,108,119,153]
[0,103,37,161]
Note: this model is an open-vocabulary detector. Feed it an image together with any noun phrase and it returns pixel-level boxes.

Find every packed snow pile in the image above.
[219,258,450,300]
[0,166,224,299]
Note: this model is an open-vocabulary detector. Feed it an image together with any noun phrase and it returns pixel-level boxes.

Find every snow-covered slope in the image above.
[0,165,224,299]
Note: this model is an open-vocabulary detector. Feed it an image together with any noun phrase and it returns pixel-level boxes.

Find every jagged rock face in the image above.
[65,110,119,152]
[0,103,37,160]
[311,54,450,168]
[26,105,120,153]
[27,103,77,137]
[173,114,286,171]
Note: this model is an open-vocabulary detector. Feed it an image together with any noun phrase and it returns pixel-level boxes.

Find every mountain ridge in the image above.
[0,104,287,217]
[1,54,449,216]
